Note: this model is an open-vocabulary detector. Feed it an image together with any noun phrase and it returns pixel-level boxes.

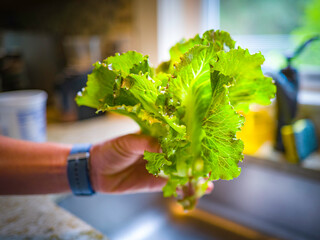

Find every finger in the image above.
[114,133,161,156]
[105,162,167,194]
[205,181,214,194]
[96,134,161,176]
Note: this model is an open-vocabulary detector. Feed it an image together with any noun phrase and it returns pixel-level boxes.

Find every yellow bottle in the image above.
[237,103,275,155]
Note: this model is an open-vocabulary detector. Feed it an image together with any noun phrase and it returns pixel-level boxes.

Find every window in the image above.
[157,0,320,89]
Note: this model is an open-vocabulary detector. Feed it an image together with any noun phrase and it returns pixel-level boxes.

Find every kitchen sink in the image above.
[58,193,272,240]
[58,155,320,240]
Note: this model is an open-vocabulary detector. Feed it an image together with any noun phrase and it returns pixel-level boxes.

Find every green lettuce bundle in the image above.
[76,30,276,209]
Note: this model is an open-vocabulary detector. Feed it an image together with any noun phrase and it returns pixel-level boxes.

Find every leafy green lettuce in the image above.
[76,30,276,209]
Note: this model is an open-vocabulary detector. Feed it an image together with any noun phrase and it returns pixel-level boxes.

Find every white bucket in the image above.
[0,90,48,142]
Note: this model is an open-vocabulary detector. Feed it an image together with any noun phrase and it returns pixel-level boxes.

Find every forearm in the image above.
[0,136,72,194]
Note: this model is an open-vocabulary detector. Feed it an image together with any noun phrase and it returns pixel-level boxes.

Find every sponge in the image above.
[281,119,318,163]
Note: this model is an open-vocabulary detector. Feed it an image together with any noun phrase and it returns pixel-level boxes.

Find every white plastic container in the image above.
[0,90,48,142]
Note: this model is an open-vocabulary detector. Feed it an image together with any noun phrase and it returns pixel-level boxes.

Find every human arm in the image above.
[0,134,167,195]
[0,136,72,194]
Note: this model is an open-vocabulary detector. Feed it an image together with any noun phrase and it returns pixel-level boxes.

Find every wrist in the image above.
[89,143,101,192]
[67,143,95,195]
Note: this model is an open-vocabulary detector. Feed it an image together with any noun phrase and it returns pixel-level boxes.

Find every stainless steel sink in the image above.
[58,193,272,240]
[58,155,320,240]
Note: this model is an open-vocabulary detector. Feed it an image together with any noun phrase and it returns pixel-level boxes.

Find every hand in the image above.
[90,134,167,194]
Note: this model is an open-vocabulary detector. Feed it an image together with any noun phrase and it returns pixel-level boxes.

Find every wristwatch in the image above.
[67,143,95,195]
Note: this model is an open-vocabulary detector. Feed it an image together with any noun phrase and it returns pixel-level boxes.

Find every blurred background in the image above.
[0,0,319,240]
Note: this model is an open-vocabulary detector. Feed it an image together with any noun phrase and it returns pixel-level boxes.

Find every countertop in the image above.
[0,196,106,240]
[0,113,139,240]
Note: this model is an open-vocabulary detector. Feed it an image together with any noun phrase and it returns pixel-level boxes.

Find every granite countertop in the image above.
[0,113,139,240]
[0,196,106,240]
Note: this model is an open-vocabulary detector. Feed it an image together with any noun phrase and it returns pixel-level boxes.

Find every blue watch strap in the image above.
[67,144,95,195]
[70,143,92,154]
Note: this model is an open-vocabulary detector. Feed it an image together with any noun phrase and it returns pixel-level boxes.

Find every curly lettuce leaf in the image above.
[202,29,236,51]
[173,45,213,159]
[159,30,236,74]
[169,34,203,63]
[76,62,118,109]
[202,71,244,180]
[144,151,172,175]
[104,104,168,137]
[170,30,235,63]
[211,48,276,112]
[103,51,150,76]
[76,29,276,210]
[124,73,184,135]
[76,51,150,109]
